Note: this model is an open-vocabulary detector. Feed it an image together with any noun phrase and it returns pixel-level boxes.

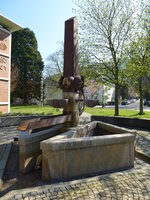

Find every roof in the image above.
[0,14,22,32]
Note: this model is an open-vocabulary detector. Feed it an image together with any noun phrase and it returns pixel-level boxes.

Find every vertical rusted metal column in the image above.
[64,17,79,77]
[59,17,83,127]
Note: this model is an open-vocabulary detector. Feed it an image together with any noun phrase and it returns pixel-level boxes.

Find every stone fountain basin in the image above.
[40,121,136,182]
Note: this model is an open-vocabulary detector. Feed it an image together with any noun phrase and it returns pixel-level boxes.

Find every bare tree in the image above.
[44,45,63,78]
[43,44,64,101]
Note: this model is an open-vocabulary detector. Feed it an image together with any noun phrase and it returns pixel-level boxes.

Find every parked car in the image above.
[144,100,150,106]
[107,101,115,105]
[121,100,128,105]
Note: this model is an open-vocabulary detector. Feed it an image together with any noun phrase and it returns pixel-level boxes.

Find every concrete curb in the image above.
[136,151,150,164]
[91,115,150,129]
[0,115,52,127]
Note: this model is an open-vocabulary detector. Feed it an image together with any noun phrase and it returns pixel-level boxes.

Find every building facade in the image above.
[0,14,22,112]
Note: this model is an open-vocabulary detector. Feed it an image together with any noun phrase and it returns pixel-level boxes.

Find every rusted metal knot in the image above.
[59,75,84,92]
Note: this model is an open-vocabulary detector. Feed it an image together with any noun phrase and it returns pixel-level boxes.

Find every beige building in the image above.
[84,80,115,104]
[0,14,22,112]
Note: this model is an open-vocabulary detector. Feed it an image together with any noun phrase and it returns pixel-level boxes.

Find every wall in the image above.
[0,27,11,113]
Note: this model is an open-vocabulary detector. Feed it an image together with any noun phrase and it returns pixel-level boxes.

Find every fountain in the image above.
[18,17,136,182]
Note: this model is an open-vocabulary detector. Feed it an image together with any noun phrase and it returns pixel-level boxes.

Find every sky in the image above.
[0,0,73,63]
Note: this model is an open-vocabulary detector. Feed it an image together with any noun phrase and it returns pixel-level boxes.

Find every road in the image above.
[119,99,150,111]
[97,100,150,111]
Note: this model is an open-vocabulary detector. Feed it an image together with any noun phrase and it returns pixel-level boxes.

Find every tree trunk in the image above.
[115,83,119,116]
[23,95,28,104]
[139,78,143,115]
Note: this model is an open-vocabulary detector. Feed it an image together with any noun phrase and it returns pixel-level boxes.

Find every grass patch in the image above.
[8,105,62,116]
[85,107,150,118]
[0,105,150,119]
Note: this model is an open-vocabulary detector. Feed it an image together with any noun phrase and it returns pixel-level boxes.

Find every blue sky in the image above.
[0,0,73,63]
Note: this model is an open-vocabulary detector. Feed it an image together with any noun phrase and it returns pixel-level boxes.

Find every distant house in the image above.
[84,80,115,104]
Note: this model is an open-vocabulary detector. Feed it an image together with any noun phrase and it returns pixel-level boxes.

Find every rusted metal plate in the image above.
[17,118,41,131]
[47,99,68,108]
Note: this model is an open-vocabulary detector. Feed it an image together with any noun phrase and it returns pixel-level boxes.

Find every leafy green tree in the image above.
[119,84,129,101]
[126,35,150,114]
[11,28,44,104]
[144,77,150,100]
[126,1,150,114]
[74,0,135,116]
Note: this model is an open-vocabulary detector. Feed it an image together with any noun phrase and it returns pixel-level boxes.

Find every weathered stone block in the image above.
[40,121,136,182]
[19,124,63,173]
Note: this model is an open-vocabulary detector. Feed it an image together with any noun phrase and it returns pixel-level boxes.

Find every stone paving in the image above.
[0,142,12,189]
[0,119,150,199]
[136,130,150,158]
[2,160,150,200]
[0,126,19,191]
[0,126,20,144]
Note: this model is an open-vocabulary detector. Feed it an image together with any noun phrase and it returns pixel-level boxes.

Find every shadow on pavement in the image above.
[0,143,43,197]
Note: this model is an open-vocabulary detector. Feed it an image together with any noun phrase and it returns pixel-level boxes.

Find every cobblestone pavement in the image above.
[3,161,150,200]
[0,126,20,144]
[1,123,150,199]
[136,129,150,158]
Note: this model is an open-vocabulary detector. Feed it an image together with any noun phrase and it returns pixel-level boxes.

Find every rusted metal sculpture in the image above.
[18,17,98,133]
[59,17,83,92]
[58,17,98,119]
[58,17,84,126]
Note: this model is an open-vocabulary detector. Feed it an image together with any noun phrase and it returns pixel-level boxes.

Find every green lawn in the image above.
[1,105,150,118]
[85,107,150,118]
[9,105,62,116]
